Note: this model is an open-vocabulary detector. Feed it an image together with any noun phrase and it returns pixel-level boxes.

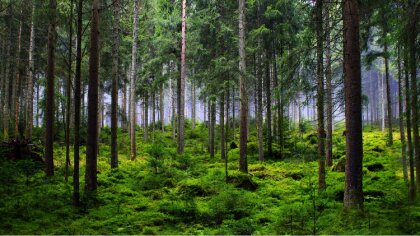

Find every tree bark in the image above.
[85,0,100,192]
[130,0,140,160]
[160,83,164,132]
[325,1,333,167]
[257,54,264,161]
[13,10,23,138]
[45,0,57,176]
[144,92,149,141]
[265,53,272,157]
[220,91,225,160]
[65,0,74,182]
[210,99,216,158]
[178,0,187,154]
[384,40,393,145]
[2,6,12,140]
[316,0,326,191]
[73,0,83,206]
[111,0,120,168]
[343,0,363,209]
[191,79,196,130]
[25,2,35,140]
[397,46,407,181]
[238,0,248,173]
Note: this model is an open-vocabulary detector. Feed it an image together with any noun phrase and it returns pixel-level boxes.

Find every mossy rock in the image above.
[285,171,304,180]
[332,157,346,172]
[177,181,211,198]
[366,163,384,172]
[370,146,384,153]
[227,173,258,191]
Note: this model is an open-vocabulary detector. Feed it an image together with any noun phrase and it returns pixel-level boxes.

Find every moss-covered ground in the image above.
[0,123,419,234]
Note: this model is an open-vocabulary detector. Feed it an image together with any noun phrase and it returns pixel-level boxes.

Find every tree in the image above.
[177,0,186,154]
[25,1,35,140]
[130,0,140,161]
[85,0,100,192]
[111,0,120,168]
[238,0,248,173]
[44,0,57,177]
[343,0,363,209]
[73,0,83,206]
[325,0,333,167]
[316,0,326,191]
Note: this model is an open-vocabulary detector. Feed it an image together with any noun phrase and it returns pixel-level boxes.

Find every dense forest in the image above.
[0,0,419,234]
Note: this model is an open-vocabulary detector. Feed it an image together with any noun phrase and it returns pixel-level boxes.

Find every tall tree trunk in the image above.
[144,92,149,141]
[25,2,35,140]
[191,79,196,130]
[238,0,248,173]
[73,0,83,206]
[152,91,156,140]
[384,41,393,146]
[397,46,407,181]
[316,0,326,191]
[408,1,419,193]
[343,0,363,209]
[45,0,57,176]
[111,0,120,168]
[210,99,216,158]
[160,83,164,132]
[130,0,140,160]
[65,0,74,182]
[178,0,186,154]
[85,0,100,192]
[265,54,272,157]
[257,55,264,162]
[122,75,127,131]
[13,10,23,138]
[2,6,12,140]
[220,91,225,160]
[325,1,333,167]
[171,75,176,141]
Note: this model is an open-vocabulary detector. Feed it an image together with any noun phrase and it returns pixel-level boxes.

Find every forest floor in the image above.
[0,124,419,234]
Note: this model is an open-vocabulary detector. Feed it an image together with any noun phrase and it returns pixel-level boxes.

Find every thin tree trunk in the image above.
[397,46,407,181]
[85,0,100,192]
[210,99,216,158]
[257,54,264,162]
[265,54,272,157]
[343,0,363,209]
[178,0,186,154]
[2,6,12,140]
[238,0,248,173]
[220,91,225,159]
[25,2,35,140]
[325,1,333,167]
[316,0,326,191]
[130,0,140,160]
[44,0,57,176]
[191,79,196,130]
[65,0,74,182]
[384,41,393,145]
[13,10,23,138]
[110,0,120,168]
[73,0,83,206]
[160,83,164,132]
[144,92,149,141]
[171,75,176,141]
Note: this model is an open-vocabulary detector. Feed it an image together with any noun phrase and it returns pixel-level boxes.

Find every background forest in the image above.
[0,0,419,234]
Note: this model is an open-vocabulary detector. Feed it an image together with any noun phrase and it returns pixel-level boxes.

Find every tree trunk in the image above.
[144,92,149,141]
[25,2,35,140]
[2,6,12,140]
[44,0,57,176]
[160,83,164,132]
[191,79,196,130]
[111,0,120,168]
[130,0,140,161]
[257,54,264,162]
[316,0,326,191]
[65,0,74,182]
[122,76,127,131]
[73,0,83,206]
[13,10,23,138]
[397,46,407,181]
[265,54,272,157]
[408,2,419,194]
[325,1,333,167]
[85,0,100,192]
[210,99,216,158]
[171,75,176,141]
[384,41,393,145]
[238,0,248,173]
[178,0,186,154]
[343,0,363,209]
[220,91,225,160]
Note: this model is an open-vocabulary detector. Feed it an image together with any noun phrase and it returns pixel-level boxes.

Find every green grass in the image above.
[0,124,419,234]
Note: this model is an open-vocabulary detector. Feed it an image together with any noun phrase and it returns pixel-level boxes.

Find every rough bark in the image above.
[384,41,393,146]
[177,0,186,154]
[44,0,57,176]
[2,6,12,140]
[316,0,326,191]
[111,0,120,168]
[238,0,248,173]
[13,10,22,138]
[265,54,272,157]
[343,0,363,209]
[257,55,264,162]
[73,0,83,206]
[130,0,140,161]
[25,2,35,140]
[325,1,333,167]
[397,46,407,181]
[85,0,100,192]
[65,0,74,182]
